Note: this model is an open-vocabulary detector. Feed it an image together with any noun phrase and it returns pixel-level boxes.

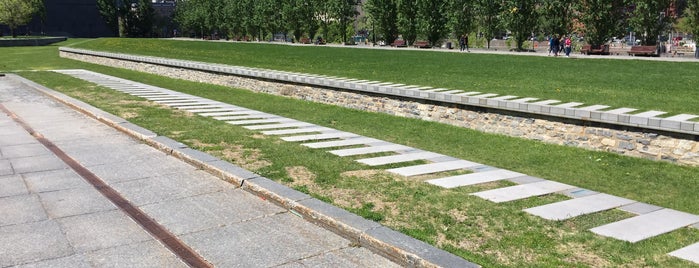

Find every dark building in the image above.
[1,0,114,37]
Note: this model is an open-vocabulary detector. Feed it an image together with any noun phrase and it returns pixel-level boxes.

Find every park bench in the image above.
[627,46,658,57]
[391,40,407,47]
[672,46,694,56]
[299,37,311,44]
[413,41,431,48]
[580,45,609,55]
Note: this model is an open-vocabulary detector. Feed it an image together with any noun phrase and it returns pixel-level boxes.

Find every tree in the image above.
[397,0,419,45]
[418,0,450,46]
[685,0,699,58]
[127,0,155,37]
[449,0,476,39]
[501,0,540,51]
[0,0,43,37]
[330,0,358,44]
[540,0,576,36]
[97,0,129,37]
[282,0,306,41]
[576,0,628,48]
[629,0,674,46]
[475,0,503,49]
[365,0,399,44]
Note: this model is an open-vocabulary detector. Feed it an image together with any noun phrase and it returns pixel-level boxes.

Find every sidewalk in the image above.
[0,75,451,267]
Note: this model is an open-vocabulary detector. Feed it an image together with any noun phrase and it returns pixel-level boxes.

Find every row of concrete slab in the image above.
[60,47,699,137]
[55,69,699,264]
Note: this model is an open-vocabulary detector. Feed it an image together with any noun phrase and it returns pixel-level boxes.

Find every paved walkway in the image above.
[53,69,699,264]
[0,75,419,267]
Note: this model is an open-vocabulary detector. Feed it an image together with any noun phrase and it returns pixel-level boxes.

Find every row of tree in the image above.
[172,0,699,52]
[0,0,45,37]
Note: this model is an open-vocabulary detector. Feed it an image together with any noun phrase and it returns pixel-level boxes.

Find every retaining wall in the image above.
[59,49,699,166]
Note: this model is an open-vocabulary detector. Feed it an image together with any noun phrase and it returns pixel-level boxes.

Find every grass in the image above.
[3,40,699,267]
[69,38,699,117]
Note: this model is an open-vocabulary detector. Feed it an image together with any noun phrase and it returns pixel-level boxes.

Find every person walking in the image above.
[459,35,466,52]
[552,36,560,56]
[564,36,572,57]
[548,36,554,56]
[464,34,470,52]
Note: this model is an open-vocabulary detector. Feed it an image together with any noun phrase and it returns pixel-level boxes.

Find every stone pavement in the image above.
[53,69,699,264]
[0,74,477,267]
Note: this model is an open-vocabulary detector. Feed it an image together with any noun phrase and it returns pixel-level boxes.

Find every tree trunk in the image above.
[118,16,127,37]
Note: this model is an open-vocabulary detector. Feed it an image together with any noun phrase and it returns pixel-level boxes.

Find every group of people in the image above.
[459,34,470,52]
[548,35,572,57]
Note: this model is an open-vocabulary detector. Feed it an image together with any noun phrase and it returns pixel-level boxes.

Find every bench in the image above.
[299,38,311,44]
[580,45,609,55]
[672,46,693,56]
[627,45,658,57]
[391,40,407,47]
[413,41,431,48]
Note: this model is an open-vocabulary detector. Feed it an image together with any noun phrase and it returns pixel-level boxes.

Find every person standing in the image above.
[464,34,470,52]
[548,36,554,56]
[459,35,466,52]
[564,36,572,57]
[552,36,560,56]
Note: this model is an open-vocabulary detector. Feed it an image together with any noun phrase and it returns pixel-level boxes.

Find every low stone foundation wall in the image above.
[60,51,699,166]
[0,37,66,47]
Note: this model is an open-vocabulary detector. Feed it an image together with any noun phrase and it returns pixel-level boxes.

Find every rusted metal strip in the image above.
[0,104,212,268]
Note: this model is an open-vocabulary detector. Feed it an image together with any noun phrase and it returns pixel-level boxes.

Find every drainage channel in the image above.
[0,103,213,268]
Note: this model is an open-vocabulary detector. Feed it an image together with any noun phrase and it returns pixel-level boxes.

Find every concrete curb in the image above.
[59,47,699,137]
[8,74,480,268]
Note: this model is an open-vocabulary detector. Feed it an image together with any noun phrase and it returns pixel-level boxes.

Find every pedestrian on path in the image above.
[459,35,466,52]
[552,36,560,56]
[564,36,572,57]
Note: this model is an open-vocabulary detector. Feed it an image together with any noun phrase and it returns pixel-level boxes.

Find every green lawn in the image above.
[3,40,699,267]
[70,38,699,117]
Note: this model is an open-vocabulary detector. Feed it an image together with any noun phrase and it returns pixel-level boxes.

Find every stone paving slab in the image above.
[386,160,481,177]
[262,126,331,136]
[57,210,153,253]
[0,194,47,226]
[0,174,29,197]
[471,180,575,203]
[281,132,361,142]
[356,151,445,166]
[618,202,664,215]
[39,187,117,219]
[0,220,74,266]
[669,242,699,264]
[427,169,526,188]
[590,209,699,243]
[226,118,296,125]
[301,137,381,148]
[524,193,635,221]
[213,114,275,121]
[244,122,314,130]
[328,144,412,157]
[86,240,187,268]
[186,107,239,113]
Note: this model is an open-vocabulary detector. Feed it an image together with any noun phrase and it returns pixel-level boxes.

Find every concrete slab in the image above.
[9,155,66,174]
[261,126,330,136]
[57,210,152,253]
[197,110,251,117]
[508,176,546,184]
[590,209,699,243]
[279,247,401,268]
[524,193,635,221]
[180,212,348,267]
[0,174,28,197]
[226,118,296,125]
[578,105,610,111]
[301,137,380,148]
[329,144,412,157]
[111,170,229,206]
[491,95,519,100]
[386,160,481,177]
[618,202,664,215]
[356,151,445,166]
[663,114,698,122]
[87,240,187,267]
[471,180,574,203]
[39,187,117,219]
[555,102,584,108]
[244,122,314,130]
[510,97,539,103]
[0,159,12,176]
[669,242,699,264]
[0,194,47,226]
[605,107,637,114]
[281,132,361,142]
[88,156,197,184]
[213,114,273,121]
[0,143,50,158]
[0,220,74,266]
[427,169,526,188]
[559,188,600,198]
[14,254,91,268]
[532,100,561,105]
[140,189,284,235]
